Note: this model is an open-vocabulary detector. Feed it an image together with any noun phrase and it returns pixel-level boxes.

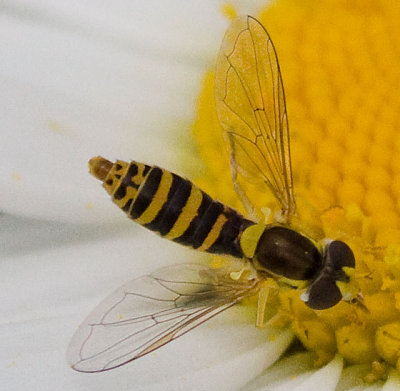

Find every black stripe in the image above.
[208,211,253,257]
[173,191,213,247]
[143,165,151,177]
[158,178,192,236]
[144,173,182,233]
[113,182,127,200]
[124,163,138,184]
[130,167,163,219]
[113,163,139,201]
[191,200,224,249]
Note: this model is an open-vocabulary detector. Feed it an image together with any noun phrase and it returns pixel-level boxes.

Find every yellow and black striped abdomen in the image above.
[89,157,255,258]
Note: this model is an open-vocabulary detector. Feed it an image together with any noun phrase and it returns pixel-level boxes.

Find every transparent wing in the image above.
[67,264,260,372]
[215,15,295,221]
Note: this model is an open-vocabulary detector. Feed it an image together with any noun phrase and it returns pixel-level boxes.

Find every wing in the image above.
[215,16,295,221]
[67,264,260,372]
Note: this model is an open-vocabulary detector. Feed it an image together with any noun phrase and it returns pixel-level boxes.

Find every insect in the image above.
[68,15,358,373]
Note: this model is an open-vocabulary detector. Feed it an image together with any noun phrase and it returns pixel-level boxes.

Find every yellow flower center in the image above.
[191,0,400,374]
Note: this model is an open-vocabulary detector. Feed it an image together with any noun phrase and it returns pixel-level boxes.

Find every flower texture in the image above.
[193,0,400,388]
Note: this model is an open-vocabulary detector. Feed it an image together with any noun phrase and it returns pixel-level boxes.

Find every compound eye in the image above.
[302,241,355,310]
[327,241,355,269]
[303,272,342,310]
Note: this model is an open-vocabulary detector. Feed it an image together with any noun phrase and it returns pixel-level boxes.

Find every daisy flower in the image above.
[194,0,400,389]
[2,1,400,391]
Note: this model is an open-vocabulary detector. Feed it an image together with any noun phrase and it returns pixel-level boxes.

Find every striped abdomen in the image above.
[89,157,254,258]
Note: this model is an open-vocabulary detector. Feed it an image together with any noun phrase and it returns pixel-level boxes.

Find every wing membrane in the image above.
[67,264,260,372]
[215,16,295,220]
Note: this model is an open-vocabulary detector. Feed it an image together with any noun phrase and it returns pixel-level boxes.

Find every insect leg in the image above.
[256,279,279,328]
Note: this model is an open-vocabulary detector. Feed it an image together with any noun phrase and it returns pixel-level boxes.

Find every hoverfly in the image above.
[68,15,357,373]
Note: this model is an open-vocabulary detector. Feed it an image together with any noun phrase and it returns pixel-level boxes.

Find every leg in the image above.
[256,279,279,328]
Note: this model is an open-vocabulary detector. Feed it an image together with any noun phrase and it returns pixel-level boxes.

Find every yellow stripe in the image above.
[197,213,228,252]
[240,223,266,258]
[165,185,203,240]
[135,170,173,225]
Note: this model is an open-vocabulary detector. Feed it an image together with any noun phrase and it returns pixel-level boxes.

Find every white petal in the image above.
[230,0,273,15]
[2,305,293,391]
[1,212,133,257]
[1,1,231,223]
[336,364,385,391]
[2,218,294,391]
[245,351,316,390]
[293,355,343,391]
[251,354,343,391]
[2,224,191,323]
[382,369,400,391]
[144,326,294,391]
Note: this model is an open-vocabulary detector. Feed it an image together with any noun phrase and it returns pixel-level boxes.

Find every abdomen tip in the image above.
[88,156,113,181]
